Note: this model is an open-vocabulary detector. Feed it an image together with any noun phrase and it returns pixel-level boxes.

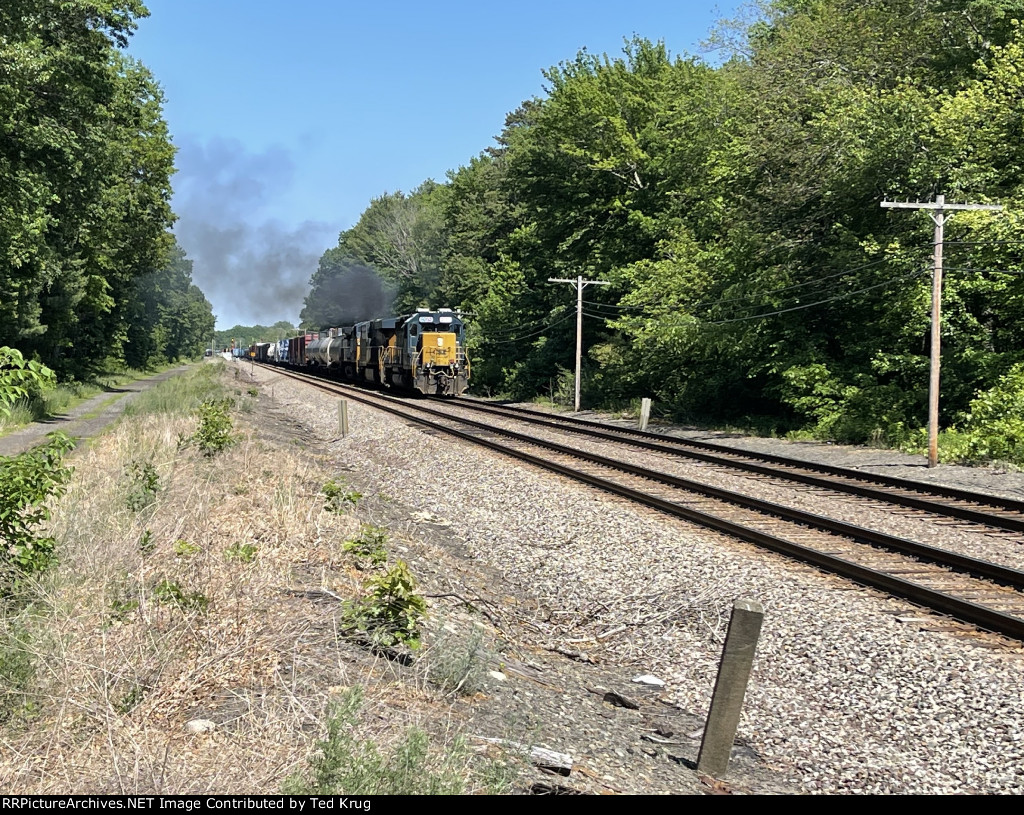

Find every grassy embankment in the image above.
[0,361,515,794]
[0,360,187,437]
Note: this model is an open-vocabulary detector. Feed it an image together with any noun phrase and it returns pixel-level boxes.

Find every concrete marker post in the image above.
[639,397,652,432]
[696,598,764,779]
[338,399,349,438]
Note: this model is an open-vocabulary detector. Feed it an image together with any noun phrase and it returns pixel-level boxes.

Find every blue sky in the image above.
[127,1,748,328]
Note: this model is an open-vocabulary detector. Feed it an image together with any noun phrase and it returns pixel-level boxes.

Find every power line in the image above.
[581,255,901,314]
[583,268,929,328]
[480,313,576,345]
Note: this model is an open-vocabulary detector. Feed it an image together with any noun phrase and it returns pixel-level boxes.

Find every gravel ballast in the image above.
[250,364,1024,795]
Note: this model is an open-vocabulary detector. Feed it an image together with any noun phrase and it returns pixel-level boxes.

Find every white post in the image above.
[639,397,652,431]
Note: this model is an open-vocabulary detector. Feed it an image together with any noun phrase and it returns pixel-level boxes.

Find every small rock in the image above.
[488,670,507,682]
[185,719,216,734]
[631,674,666,687]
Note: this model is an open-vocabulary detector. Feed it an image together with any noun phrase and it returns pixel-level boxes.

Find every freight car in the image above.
[300,308,469,396]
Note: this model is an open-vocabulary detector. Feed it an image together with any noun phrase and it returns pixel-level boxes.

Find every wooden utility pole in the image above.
[548,276,610,411]
[881,196,1002,468]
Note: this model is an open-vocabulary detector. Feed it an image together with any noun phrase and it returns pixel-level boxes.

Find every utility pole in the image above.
[881,195,1003,468]
[548,275,610,411]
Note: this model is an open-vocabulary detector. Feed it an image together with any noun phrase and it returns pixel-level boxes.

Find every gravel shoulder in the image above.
[245,363,1024,795]
[0,365,192,458]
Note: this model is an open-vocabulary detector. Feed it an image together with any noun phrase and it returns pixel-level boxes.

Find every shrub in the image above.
[124,458,160,512]
[0,347,55,419]
[0,432,75,589]
[343,560,427,649]
[181,398,236,456]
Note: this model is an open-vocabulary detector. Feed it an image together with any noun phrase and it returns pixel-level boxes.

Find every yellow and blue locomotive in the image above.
[304,308,470,396]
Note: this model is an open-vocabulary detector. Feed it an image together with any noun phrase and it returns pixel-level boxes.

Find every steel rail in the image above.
[270,366,1024,641]
[439,397,1024,533]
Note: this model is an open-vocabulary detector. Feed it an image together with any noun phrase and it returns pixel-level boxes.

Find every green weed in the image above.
[282,686,467,795]
[172,539,201,558]
[124,458,160,512]
[322,479,362,514]
[342,525,388,568]
[343,560,427,650]
[225,542,258,563]
[427,626,489,696]
[153,579,209,613]
[182,398,237,456]
[138,529,156,556]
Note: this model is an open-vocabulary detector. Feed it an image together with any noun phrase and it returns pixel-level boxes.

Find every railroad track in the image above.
[435,396,1024,535]
[258,364,1024,641]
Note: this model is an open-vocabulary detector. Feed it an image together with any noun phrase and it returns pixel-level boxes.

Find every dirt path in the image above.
[0,364,192,457]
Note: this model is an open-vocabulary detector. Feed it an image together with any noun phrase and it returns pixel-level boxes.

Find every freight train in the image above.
[250,308,470,396]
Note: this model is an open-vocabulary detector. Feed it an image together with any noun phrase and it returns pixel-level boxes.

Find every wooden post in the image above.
[881,196,1002,467]
[696,598,764,779]
[639,398,652,432]
[338,399,348,438]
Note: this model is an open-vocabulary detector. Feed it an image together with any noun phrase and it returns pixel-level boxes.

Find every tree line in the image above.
[0,1,213,382]
[303,0,1024,463]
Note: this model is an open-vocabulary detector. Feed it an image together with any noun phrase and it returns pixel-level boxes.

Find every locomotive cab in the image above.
[401,309,469,396]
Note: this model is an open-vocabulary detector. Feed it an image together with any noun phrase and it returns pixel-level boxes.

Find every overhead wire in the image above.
[481,313,576,345]
[582,268,930,328]
[580,255,901,314]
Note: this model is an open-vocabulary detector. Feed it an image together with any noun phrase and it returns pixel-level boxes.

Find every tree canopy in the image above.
[306,0,1024,462]
[0,1,214,380]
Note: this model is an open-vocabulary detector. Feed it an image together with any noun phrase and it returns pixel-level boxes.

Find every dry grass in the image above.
[0,374,509,794]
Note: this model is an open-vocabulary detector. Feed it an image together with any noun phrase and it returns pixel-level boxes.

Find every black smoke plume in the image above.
[302,264,396,329]
[170,136,336,328]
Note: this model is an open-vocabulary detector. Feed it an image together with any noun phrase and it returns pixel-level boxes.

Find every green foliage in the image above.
[213,322,296,352]
[0,432,75,588]
[0,348,56,419]
[109,595,140,624]
[126,363,228,417]
[343,560,428,650]
[137,529,156,556]
[906,362,1024,465]
[152,579,209,613]
[123,242,215,368]
[0,2,183,380]
[181,398,236,456]
[299,3,1024,463]
[172,539,200,558]
[282,686,470,795]
[342,525,388,568]
[123,458,159,512]
[321,479,362,514]
[224,542,257,564]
